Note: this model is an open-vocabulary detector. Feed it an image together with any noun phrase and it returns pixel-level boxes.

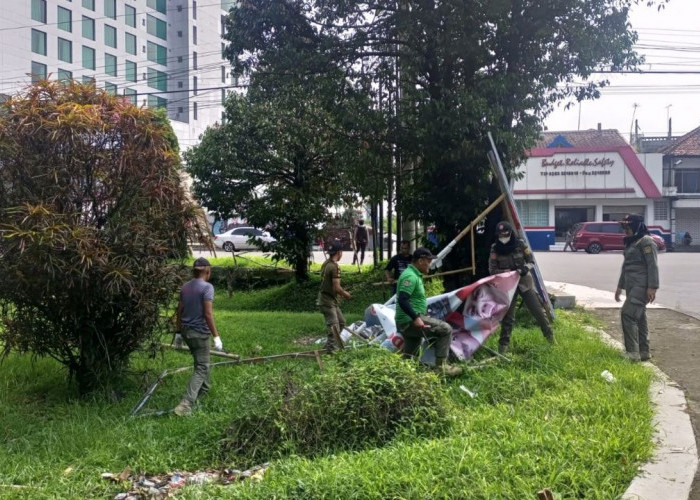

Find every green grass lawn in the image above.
[0,269,654,499]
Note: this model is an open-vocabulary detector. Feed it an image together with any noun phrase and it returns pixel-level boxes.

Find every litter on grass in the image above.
[103,463,269,499]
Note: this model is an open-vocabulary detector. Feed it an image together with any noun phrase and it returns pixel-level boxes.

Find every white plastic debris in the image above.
[600,370,615,383]
[459,385,477,398]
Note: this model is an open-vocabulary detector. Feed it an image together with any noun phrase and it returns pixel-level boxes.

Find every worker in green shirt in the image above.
[396,247,462,377]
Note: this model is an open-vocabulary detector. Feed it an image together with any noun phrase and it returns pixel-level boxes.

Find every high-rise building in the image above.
[0,0,235,149]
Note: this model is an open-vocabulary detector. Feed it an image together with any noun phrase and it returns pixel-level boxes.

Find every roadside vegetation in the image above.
[0,261,655,499]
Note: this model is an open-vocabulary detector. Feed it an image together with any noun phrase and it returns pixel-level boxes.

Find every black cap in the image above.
[326,240,342,255]
[496,221,513,234]
[193,257,211,268]
[412,247,436,260]
[621,214,644,224]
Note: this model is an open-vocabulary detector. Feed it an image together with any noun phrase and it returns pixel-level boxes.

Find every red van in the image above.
[571,222,666,254]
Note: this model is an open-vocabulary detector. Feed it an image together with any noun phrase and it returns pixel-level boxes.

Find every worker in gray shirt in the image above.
[615,214,659,362]
[174,257,223,416]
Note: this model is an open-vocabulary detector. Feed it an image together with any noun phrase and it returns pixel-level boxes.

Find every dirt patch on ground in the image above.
[591,308,700,499]
[293,335,323,347]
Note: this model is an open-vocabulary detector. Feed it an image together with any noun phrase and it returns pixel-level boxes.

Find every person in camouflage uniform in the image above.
[615,214,659,362]
[489,221,554,354]
[317,241,352,353]
[396,247,463,377]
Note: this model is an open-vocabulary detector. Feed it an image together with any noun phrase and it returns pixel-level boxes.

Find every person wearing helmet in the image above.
[615,214,659,362]
[317,240,352,353]
[488,221,554,354]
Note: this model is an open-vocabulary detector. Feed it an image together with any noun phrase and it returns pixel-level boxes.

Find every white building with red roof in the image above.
[658,125,700,245]
[512,128,668,250]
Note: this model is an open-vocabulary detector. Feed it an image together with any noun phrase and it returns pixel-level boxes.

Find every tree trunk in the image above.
[76,330,123,396]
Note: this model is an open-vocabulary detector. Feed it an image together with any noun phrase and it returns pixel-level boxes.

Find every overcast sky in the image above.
[544,0,700,139]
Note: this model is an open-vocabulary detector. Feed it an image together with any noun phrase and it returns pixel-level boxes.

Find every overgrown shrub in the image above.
[0,81,208,395]
[220,348,454,466]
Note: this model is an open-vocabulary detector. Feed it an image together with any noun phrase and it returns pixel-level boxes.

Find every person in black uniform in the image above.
[385,240,412,293]
[489,221,554,354]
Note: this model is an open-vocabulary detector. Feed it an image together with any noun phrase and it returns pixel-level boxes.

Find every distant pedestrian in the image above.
[563,227,575,252]
[317,241,352,353]
[353,219,369,265]
[174,257,223,416]
[615,214,659,362]
[489,221,554,354]
[683,231,693,246]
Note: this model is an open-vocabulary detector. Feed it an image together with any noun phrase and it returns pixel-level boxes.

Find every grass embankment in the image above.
[0,263,654,499]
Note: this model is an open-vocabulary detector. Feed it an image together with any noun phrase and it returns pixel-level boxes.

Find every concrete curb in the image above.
[583,325,698,499]
[558,279,700,500]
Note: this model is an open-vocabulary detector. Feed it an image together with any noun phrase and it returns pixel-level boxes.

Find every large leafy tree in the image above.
[224,0,668,284]
[0,82,206,395]
[185,79,375,281]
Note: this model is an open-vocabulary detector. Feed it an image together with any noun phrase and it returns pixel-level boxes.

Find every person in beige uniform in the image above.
[489,221,553,354]
[615,214,659,362]
[317,241,352,352]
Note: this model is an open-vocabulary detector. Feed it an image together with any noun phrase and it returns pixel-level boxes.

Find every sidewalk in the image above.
[547,281,700,500]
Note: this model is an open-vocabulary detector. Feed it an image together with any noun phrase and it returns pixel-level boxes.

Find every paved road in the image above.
[535,251,700,319]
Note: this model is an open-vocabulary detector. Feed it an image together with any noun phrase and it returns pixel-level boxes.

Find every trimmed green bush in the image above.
[220,348,454,466]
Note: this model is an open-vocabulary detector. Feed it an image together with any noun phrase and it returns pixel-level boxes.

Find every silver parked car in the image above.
[213,227,276,252]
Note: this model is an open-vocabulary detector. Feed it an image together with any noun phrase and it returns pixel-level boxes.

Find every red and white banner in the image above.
[365,271,521,361]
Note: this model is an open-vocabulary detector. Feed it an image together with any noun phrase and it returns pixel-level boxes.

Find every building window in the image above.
[147,15,167,40]
[57,69,72,84]
[653,200,668,221]
[147,0,167,14]
[124,88,137,105]
[82,45,95,69]
[58,38,72,63]
[125,5,136,27]
[31,61,47,83]
[105,82,117,95]
[192,51,197,70]
[193,76,197,95]
[82,16,95,40]
[515,200,549,227]
[125,60,137,82]
[147,42,167,65]
[125,33,137,55]
[31,29,47,56]
[675,170,700,194]
[82,0,95,10]
[32,0,47,23]
[193,26,197,45]
[147,68,167,91]
[104,26,119,51]
[177,55,183,63]
[104,25,117,48]
[58,6,72,32]
[220,15,226,35]
[221,66,226,83]
[193,1,197,19]
[105,53,117,77]
[221,88,226,104]
[147,95,167,109]
[82,75,95,85]
[104,0,116,19]
[193,101,198,120]
[177,81,183,88]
